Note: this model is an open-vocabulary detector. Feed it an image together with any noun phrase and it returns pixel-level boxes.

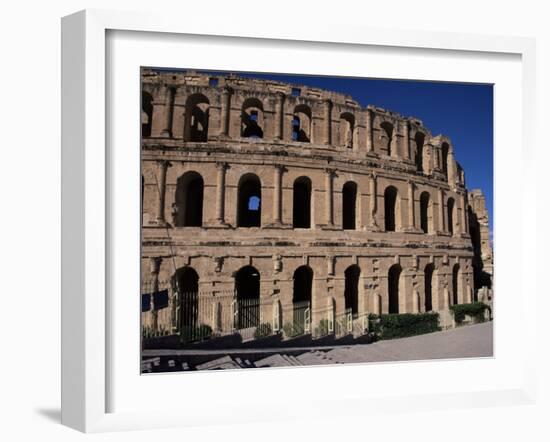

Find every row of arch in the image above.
[167,171,458,234]
[174,261,464,325]
[142,92,360,148]
[142,91,450,176]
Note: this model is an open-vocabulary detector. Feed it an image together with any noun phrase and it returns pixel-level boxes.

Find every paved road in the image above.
[143,322,493,370]
[298,321,493,366]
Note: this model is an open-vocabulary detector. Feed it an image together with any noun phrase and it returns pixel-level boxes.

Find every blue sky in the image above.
[171,68,494,232]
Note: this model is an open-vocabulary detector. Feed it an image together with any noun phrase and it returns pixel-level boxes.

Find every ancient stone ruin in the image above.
[140,69,492,342]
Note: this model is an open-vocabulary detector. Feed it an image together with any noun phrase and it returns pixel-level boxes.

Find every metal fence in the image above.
[141,282,370,343]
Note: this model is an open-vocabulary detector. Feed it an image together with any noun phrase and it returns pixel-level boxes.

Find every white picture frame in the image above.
[61,9,537,433]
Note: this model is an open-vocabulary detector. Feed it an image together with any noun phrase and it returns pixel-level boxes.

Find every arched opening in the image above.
[141,91,153,137]
[237,174,262,227]
[292,104,312,142]
[342,181,358,230]
[241,98,264,139]
[292,266,313,333]
[452,264,460,305]
[183,94,210,142]
[447,197,455,235]
[174,266,199,333]
[340,112,355,149]
[388,264,402,314]
[415,132,425,172]
[175,172,204,227]
[420,191,432,234]
[293,176,312,228]
[424,263,435,312]
[235,266,261,329]
[344,265,360,317]
[380,122,394,156]
[441,142,449,178]
[384,186,398,232]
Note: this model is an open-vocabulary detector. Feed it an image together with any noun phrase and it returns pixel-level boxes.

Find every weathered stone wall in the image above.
[141,69,477,333]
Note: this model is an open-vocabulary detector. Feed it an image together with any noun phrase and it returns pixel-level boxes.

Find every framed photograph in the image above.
[61,9,537,433]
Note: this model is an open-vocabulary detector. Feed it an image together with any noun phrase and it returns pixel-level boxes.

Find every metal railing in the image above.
[141,282,371,343]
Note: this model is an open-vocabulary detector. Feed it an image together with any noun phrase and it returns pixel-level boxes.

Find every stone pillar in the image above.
[368,173,379,229]
[150,257,162,331]
[408,180,415,229]
[273,164,285,224]
[443,287,450,310]
[366,109,374,153]
[274,92,285,140]
[390,125,398,158]
[401,120,410,160]
[215,162,228,224]
[160,87,175,138]
[438,188,445,233]
[219,87,232,137]
[323,99,332,145]
[155,160,170,225]
[413,289,420,313]
[324,168,335,227]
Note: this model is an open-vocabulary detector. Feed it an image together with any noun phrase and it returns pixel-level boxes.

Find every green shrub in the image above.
[449,302,489,324]
[283,322,304,338]
[369,312,440,340]
[179,324,212,343]
[254,322,273,339]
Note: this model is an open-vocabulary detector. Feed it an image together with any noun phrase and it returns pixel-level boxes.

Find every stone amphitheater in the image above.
[140,68,493,343]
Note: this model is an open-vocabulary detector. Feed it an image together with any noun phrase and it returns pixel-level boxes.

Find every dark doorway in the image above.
[415,132,425,172]
[424,263,434,312]
[420,191,430,234]
[380,122,394,155]
[241,98,264,139]
[293,177,311,228]
[237,174,262,227]
[447,198,455,235]
[388,264,401,314]
[293,266,313,303]
[235,266,260,328]
[344,265,360,316]
[442,142,449,179]
[452,264,460,305]
[175,172,204,227]
[292,266,313,334]
[342,181,357,230]
[184,94,210,142]
[174,266,199,334]
[141,91,153,137]
[384,186,398,232]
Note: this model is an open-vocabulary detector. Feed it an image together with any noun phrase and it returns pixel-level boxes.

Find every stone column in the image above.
[215,162,228,224]
[149,257,162,331]
[155,160,170,225]
[274,92,285,140]
[390,125,398,158]
[160,87,175,138]
[368,173,379,229]
[438,188,445,233]
[323,99,332,145]
[219,87,232,137]
[324,168,335,227]
[366,109,374,153]
[401,120,410,160]
[413,289,420,313]
[408,180,415,229]
[272,164,285,224]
